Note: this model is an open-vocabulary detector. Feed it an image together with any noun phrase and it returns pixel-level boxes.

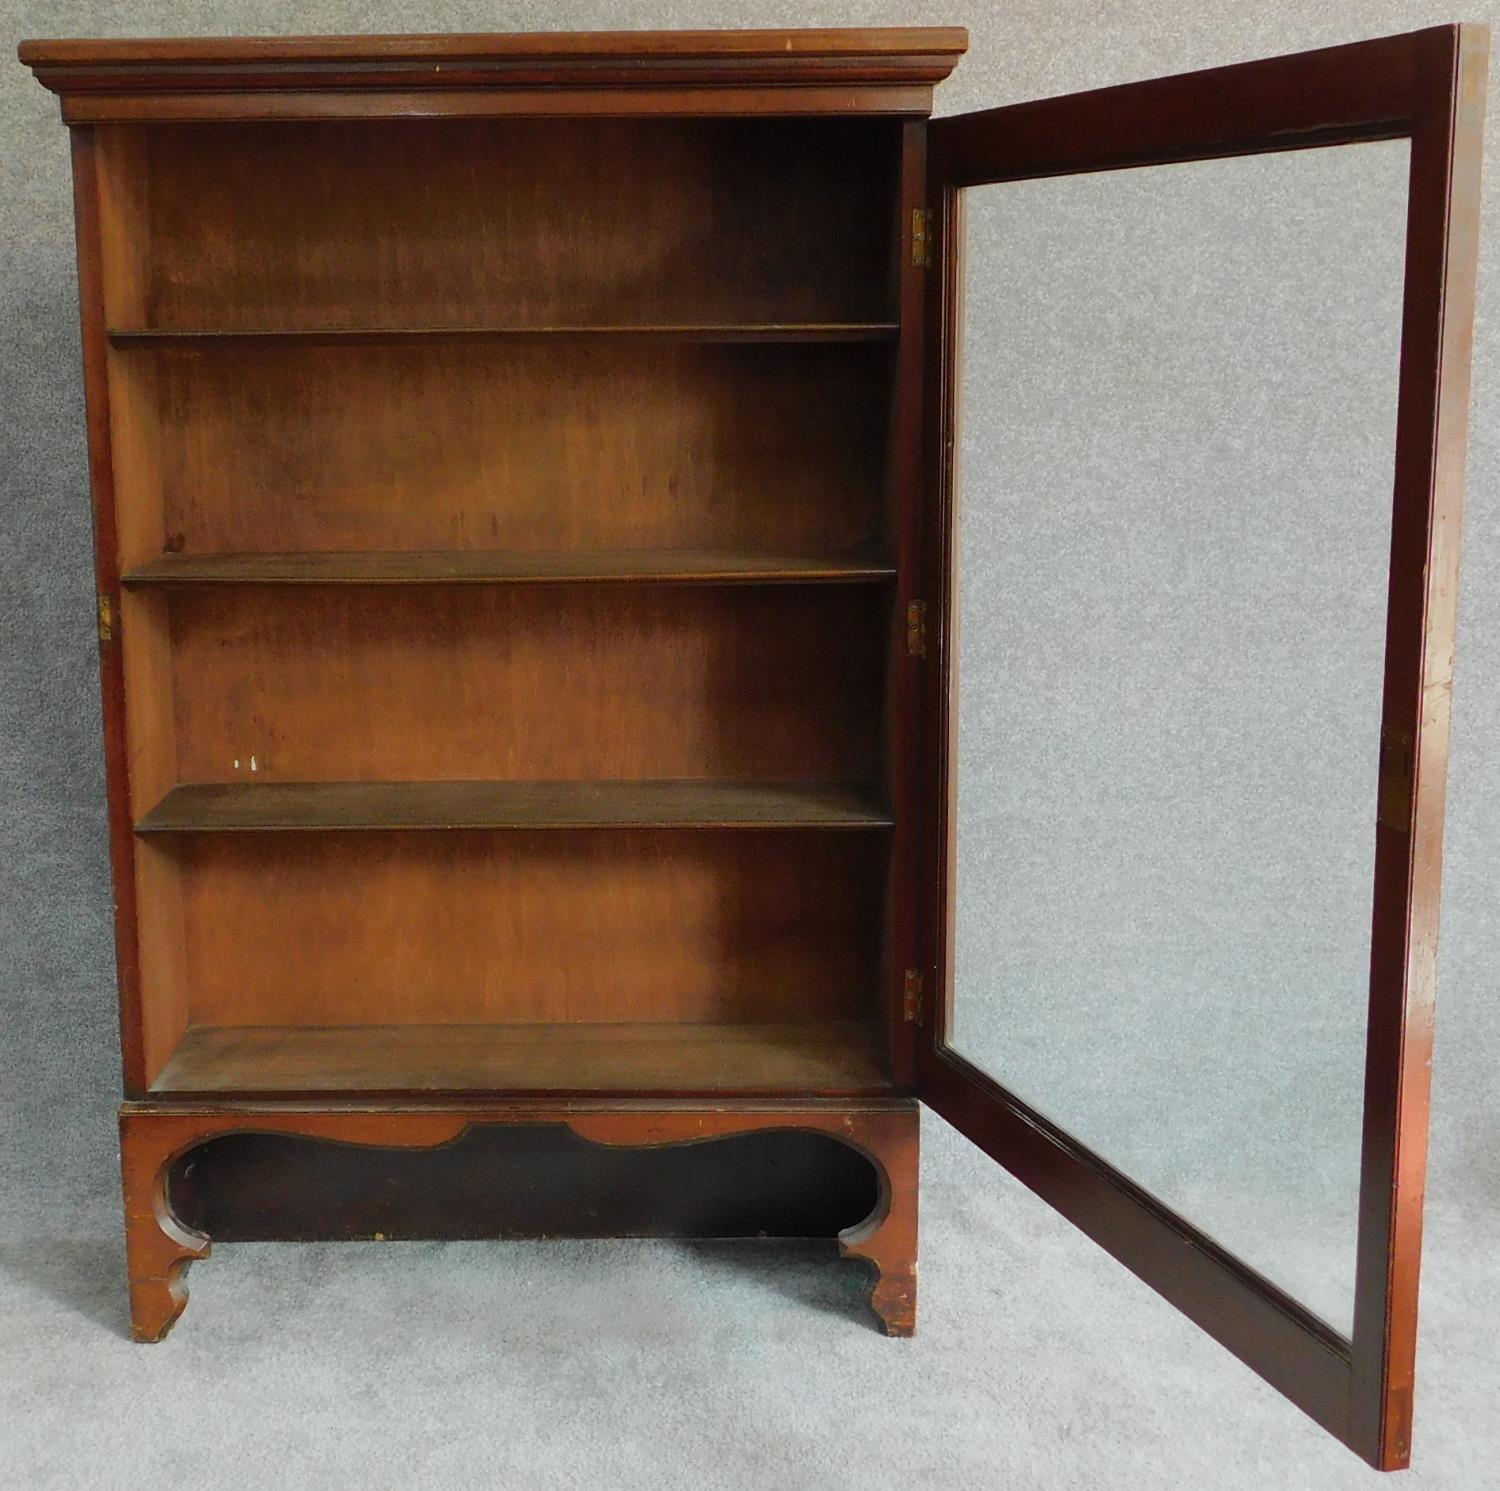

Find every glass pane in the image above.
[950,142,1409,1333]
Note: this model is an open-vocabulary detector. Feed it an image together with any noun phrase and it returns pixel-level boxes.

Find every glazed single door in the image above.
[920,25,1485,1470]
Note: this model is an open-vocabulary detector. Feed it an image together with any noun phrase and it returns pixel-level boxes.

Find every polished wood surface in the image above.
[98,119,897,330]
[20,28,966,66]
[113,342,889,560]
[78,54,904,1110]
[881,118,931,1092]
[123,549,895,586]
[80,80,905,1102]
[21,28,967,97]
[110,325,901,345]
[165,586,884,784]
[1350,22,1488,1471]
[119,1099,919,1340]
[152,1021,890,1095]
[95,120,897,567]
[59,85,941,125]
[24,31,961,120]
[933,32,1419,185]
[27,23,937,1357]
[137,780,893,833]
[920,22,1486,1472]
[68,130,160,1092]
[167,830,882,1028]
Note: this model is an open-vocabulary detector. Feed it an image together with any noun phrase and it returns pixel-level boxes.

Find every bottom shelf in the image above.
[151,1020,890,1095]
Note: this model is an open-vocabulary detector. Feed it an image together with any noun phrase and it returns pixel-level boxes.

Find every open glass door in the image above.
[919,25,1485,1470]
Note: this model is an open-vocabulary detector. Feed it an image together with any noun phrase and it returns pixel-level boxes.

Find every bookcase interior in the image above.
[99,118,898,330]
[94,114,907,1095]
[110,339,893,559]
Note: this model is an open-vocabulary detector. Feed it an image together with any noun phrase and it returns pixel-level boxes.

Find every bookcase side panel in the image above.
[67,127,186,1091]
[93,127,190,1085]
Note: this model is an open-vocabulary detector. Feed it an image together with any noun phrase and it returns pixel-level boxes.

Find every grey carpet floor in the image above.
[2,1008,1497,1491]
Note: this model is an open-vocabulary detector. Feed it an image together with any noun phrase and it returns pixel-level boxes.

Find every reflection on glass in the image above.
[950,143,1409,1333]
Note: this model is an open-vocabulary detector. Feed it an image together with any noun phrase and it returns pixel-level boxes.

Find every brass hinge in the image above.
[911,206,933,269]
[97,593,113,642]
[903,968,924,1024]
[906,599,927,658]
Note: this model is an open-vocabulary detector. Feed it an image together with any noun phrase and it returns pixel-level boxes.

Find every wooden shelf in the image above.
[136,779,894,833]
[108,323,901,347]
[150,1020,890,1094]
[122,549,896,587]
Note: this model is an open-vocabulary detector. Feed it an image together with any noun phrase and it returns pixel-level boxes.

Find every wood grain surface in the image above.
[152,1021,890,1095]
[165,828,883,1027]
[137,779,893,833]
[98,119,898,330]
[165,585,886,784]
[123,549,895,586]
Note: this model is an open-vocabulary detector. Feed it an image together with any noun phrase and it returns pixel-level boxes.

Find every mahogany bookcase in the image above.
[19,24,1484,1470]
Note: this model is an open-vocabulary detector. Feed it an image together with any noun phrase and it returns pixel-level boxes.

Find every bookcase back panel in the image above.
[165,586,885,783]
[170,830,882,1027]
[100,118,898,329]
[115,341,888,558]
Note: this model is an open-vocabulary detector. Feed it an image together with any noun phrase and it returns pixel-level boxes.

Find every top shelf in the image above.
[107,323,901,348]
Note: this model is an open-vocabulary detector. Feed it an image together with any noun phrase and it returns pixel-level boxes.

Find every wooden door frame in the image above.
[916,24,1487,1469]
